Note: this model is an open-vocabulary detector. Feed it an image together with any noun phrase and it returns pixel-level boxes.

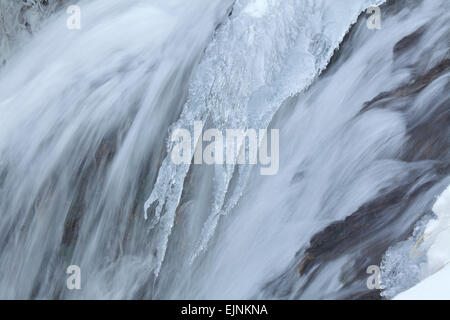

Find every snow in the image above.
[425,185,450,274]
[394,184,450,299]
[243,0,269,18]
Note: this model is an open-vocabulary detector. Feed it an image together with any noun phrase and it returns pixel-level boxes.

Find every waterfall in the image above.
[0,0,234,298]
[0,0,448,299]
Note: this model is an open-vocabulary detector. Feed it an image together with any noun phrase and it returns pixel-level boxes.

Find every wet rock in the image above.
[393,25,427,59]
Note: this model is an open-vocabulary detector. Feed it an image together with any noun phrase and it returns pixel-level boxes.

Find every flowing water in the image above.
[0,0,448,299]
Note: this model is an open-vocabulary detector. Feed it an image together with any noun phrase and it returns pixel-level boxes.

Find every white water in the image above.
[187,0,449,299]
[0,0,60,65]
[394,184,450,299]
[0,0,448,299]
[0,0,234,298]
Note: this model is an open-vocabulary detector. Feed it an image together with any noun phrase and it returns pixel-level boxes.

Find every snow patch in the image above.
[394,264,450,300]
[423,185,450,275]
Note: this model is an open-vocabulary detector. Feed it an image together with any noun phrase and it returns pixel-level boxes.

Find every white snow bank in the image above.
[424,186,450,274]
[243,0,269,18]
[394,184,450,299]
